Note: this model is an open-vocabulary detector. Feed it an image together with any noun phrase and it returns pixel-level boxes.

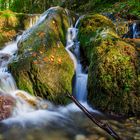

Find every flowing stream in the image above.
[0,10,139,140]
[66,18,88,102]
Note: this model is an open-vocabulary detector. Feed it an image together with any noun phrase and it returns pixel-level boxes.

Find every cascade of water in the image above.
[20,7,59,42]
[0,40,19,93]
[66,16,88,102]
[132,22,140,38]
[26,15,40,29]
[0,36,39,115]
[0,12,53,117]
[133,22,137,38]
[66,27,78,69]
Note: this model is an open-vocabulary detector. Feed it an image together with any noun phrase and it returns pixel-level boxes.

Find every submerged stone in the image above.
[0,93,15,121]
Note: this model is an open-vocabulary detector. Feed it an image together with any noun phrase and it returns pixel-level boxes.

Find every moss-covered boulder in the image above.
[10,7,74,104]
[78,14,140,116]
[78,14,115,63]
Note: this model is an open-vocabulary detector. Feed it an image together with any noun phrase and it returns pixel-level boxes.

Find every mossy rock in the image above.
[88,30,140,116]
[10,7,74,104]
[78,14,115,63]
[78,14,140,116]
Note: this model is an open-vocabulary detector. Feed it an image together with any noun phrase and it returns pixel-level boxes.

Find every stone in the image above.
[75,134,86,140]
[0,93,15,121]
[78,13,140,116]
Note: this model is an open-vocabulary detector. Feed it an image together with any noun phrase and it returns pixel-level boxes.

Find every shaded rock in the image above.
[10,7,74,104]
[78,14,140,116]
[0,93,15,121]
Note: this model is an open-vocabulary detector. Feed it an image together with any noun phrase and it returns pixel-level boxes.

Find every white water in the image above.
[132,22,140,38]
[133,22,137,38]
[66,17,88,102]
[0,13,53,120]
[20,6,60,42]
[0,36,43,116]
[25,14,40,30]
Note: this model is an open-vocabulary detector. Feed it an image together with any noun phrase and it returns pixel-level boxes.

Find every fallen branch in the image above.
[66,92,121,140]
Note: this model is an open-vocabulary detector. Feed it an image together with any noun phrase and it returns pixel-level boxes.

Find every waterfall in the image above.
[66,16,88,102]
[0,13,54,118]
[0,40,19,93]
[0,36,38,116]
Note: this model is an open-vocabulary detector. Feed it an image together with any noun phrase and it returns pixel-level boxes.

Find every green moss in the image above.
[78,14,115,63]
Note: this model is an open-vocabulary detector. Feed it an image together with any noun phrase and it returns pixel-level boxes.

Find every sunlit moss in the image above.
[78,14,115,63]
[0,10,19,47]
[0,10,18,28]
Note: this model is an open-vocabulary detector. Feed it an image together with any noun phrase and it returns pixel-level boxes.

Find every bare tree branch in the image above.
[66,92,121,140]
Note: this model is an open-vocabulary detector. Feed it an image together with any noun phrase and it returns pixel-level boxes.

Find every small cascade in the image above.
[123,21,140,39]
[21,7,59,42]
[66,16,88,102]
[132,22,140,38]
[0,36,39,115]
[24,14,40,30]
[0,40,19,93]
[66,27,78,69]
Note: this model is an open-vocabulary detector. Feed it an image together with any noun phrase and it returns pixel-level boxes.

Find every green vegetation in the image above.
[0,0,139,15]
[112,0,140,17]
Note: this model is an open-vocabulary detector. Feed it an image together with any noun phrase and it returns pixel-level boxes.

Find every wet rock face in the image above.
[78,14,140,116]
[10,7,74,104]
[0,53,11,67]
[0,93,15,121]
